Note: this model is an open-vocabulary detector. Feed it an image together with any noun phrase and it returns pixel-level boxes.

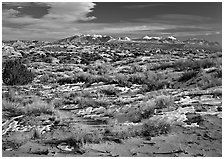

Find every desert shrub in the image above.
[52,98,64,108]
[151,62,173,70]
[97,75,113,84]
[198,74,222,89]
[173,59,216,71]
[178,70,198,82]
[57,77,74,85]
[80,53,102,65]
[57,72,105,85]
[138,100,157,119]
[130,64,143,73]
[140,79,170,92]
[128,73,146,84]
[74,72,91,83]
[213,69,222,78]
[86,63,111,75]
[137,80,170,93]
[24,98,54,116]
[43,56,59,63]
[75,97,111,109]
[141,119,171,137]
[3,97,53,117]
[82,129,103,144]
[12,40,26,50]
[113,73,131,87]
[106,125,142,139]
[2,100,24,117]
[2,88,16,102]
[100,86,120,96]
[172,60,189,71]
[198,59,216,69]
[39,74,50,83]
[3,59,35,85]
[62,125,104,146]
[125,110,143,123]
[155,95,174,109]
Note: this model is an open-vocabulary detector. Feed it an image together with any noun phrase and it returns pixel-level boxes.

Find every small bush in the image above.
[198,74,222,89]
[57,77,74,85]
[113,73,131,87]
[178,70,198,82]
[39,74,50,83]
[3,97,54,117]
[3,59,35,85]
[155,95,174,109]
[106,125,142,139]
[199,59,216,69]
[100,86,120,96]
[23,98,54,116]
[151,62,173,70]
[2,100,24,117]
[138,100,157,120]
[52,98,64,108]
[128,73,146,85]
[130,64,143,72]
[141,119,171,137]
[2,88,16,102]
[75,97,111,109]
[173,59,216,71]
[68,124,103,146]
[213,69,222,78]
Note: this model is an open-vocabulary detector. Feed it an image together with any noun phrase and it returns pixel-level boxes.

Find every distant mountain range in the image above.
[58,34,113,44]
[57,34,220,47]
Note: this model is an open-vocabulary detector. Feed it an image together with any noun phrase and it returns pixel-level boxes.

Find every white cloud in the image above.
[2,9,20,18]
[2,3,221,41]
[43,2,96,22]
[155,14,212,22]
[87,24,178,34]
[173,31,221,37]
[3,2,96,40]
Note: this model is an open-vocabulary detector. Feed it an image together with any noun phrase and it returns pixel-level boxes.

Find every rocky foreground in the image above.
[2,37,222,157]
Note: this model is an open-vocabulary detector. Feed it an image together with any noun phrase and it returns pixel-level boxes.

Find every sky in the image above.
[2,2,222,43]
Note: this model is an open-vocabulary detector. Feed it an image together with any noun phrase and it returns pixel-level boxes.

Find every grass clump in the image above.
[154,95,174,109]
[99,86,120,96]
[3,96,54,117]
[24,98,54,116]
[141,119,171,137]
[173,59,216,71]
[74,97,111,109]
[2,100,24,117]
[178,70,198,82]
[198,74,222,89]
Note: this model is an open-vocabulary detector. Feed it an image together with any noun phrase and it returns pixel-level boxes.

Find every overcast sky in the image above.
[2,2,222,43]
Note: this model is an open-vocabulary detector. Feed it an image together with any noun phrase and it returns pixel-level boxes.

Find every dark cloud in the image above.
[122,3,168,9]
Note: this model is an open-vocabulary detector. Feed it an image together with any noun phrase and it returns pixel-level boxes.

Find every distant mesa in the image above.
[58,34,113,44]
[183,38,220,47]
[142,36,162,40]
[167,36,177,41]
[56,34,220,47]
[118,37,131,41]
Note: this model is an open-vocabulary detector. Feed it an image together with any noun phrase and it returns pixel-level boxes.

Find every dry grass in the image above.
[154,95,174,109]
[141,119,171,137]
[2,96,55,117]
[23,97,54,116]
